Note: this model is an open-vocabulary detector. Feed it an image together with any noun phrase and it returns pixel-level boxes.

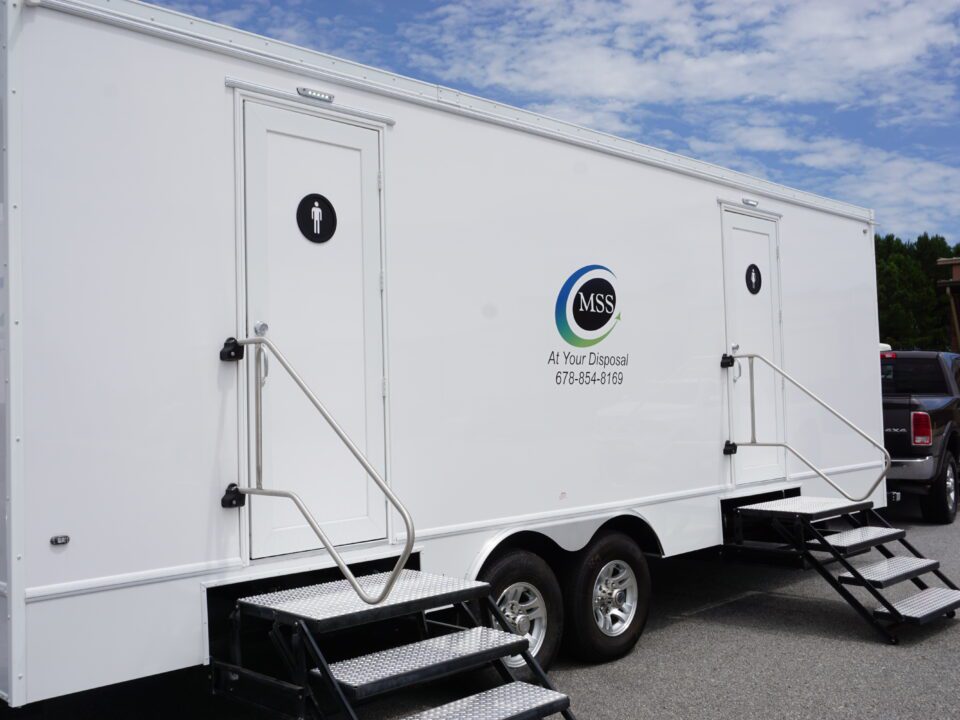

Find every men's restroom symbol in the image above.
[296,194,337,243]
[745,264,762,294]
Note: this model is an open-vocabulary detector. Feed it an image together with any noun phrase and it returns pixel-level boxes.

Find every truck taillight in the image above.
[880,351,897,359]
[911,411,932,446]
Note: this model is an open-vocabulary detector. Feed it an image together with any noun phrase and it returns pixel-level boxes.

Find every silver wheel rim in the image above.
[592,560,638,637]
[947,464,957,513]
[497,582,547,669]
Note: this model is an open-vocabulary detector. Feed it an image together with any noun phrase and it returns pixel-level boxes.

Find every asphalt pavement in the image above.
[4,498,958,719]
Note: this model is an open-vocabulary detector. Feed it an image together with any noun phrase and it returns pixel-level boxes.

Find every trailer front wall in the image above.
[7,1,880,704]
[17,9,247,701]
[1,0,14,704]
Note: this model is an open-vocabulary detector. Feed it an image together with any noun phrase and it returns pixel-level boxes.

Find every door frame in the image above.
[230,85,394,565]
[718,201,787,489]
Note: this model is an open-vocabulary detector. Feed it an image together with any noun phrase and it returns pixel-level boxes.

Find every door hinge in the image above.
[377,172,382,191]
[382,377,388,397]
[380,270,385,292]
[723,441,738,455]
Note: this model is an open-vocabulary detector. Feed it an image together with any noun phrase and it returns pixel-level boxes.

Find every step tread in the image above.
[807,525,905,554]
[874,587,960,623]
[738,496,872,520]
[838,556,939,588]
[402,682,569,720]
[327,627,527,699]
[238,570,488,629]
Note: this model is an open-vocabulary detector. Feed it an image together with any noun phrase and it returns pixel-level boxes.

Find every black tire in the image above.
[921,451,958,524]
[478,549,564,677]
[563,532,651,662]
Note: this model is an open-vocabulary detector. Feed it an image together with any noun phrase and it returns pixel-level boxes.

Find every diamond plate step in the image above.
[805,525,905,555]
[874,587,960,623]
[838,556,939,588]
[738,496,872,520]
[324,627,528,700]
[238,570,489,631]
[401,681,569,720]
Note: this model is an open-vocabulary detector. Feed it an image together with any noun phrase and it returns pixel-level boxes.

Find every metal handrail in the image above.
[236,336,415,605]
[730,352,891,502]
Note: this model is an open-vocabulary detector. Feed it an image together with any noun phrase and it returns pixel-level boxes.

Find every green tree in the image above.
[875,233,954,349]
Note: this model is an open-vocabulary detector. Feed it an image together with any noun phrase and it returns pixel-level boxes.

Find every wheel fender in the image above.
[465,510,657,581]
[934,423,958,478]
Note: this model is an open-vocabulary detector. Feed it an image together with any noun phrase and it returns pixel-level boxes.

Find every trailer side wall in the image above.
[9,2,882,704]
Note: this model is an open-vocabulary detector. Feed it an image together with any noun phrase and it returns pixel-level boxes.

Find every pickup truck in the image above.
[882,350,960,523]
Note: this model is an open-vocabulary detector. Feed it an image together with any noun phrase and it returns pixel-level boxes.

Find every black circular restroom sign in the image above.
[296,194,337,243]
[745,264,762,294]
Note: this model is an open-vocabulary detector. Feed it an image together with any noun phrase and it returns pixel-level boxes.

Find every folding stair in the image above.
[212,570,575,719]
[734,495,960,644]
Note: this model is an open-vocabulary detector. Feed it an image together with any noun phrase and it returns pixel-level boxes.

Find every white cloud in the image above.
[680,113,960,238]
[399,0,960,120]
[396,0,960,237]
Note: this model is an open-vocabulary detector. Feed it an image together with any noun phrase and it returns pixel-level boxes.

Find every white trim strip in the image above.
[401,460,883,543]
[25,558,244,602]
[18,461,881,600]
[405,483,732,543]
[23,541,423,602]
[28,0,872,223]
[225,77,396,126]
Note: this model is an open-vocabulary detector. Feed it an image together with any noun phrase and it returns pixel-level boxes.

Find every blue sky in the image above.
[159,0,960,242]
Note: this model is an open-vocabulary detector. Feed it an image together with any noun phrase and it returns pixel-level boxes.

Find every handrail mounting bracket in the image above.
[221,483,247,508]
[220,337,245,361]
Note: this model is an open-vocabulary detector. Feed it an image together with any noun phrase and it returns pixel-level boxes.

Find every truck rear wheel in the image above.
[921,451,958,524]
[563,532,650,662]
[479,549,564,676]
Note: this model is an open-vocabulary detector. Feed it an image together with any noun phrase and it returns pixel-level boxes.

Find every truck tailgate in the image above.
[883,395,920,456]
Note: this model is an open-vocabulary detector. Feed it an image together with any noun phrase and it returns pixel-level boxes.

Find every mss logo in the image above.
[555,265,621,347]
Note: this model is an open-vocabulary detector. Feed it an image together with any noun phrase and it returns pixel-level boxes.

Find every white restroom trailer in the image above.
[0,0,887,708]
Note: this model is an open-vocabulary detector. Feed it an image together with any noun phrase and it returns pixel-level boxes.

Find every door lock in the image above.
[254,321,269,337]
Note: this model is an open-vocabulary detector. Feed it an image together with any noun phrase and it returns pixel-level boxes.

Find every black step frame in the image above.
[214,592,577,720]
[747,506,959,645]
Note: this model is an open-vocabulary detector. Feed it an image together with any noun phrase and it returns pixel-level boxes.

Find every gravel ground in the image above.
[3,499,958,719]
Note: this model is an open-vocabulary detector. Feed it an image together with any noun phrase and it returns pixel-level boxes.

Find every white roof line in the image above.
[29,0,873,222]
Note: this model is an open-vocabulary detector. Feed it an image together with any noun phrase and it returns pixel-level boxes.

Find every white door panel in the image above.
[723,210,786,486]
[243,102,386,558]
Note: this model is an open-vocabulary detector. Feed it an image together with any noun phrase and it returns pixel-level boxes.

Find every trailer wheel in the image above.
[921,451,958,524]
[564,532,650,662]
[479,550,563,676]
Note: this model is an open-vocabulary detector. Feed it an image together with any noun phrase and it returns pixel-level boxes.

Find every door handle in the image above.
[733,360,742,383]
[254,321,269,387]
